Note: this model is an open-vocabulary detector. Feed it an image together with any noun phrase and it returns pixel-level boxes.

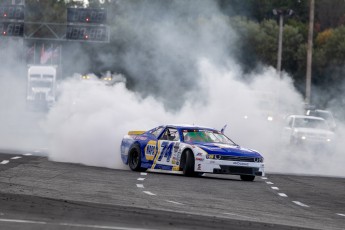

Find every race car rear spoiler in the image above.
[128,131,146,135]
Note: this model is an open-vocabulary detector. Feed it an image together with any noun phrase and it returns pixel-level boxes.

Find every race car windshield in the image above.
[182,129,236,145]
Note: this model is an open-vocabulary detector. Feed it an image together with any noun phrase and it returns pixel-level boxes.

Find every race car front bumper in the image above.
[195,159,265,176]
[213,165,263,176]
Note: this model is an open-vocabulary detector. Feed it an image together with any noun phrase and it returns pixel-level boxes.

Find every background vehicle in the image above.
[282,115,335,149]
[121,124,264,181]
[306,109,337,131]
[26,65,57,108]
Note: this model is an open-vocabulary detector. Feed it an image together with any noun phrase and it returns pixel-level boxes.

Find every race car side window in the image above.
[160,128,179,141]
[150,127,164,138]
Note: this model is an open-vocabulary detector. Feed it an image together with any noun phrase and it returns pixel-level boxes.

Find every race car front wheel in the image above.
[128,144,146,172]
[181,150,196,177]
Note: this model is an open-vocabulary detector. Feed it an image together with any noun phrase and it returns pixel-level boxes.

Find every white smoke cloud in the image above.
[42,58,298,173]
[0,39,48,153]
[42,0,345,177]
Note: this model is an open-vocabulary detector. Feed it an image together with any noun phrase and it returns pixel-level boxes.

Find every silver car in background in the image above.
[282,115,336,151]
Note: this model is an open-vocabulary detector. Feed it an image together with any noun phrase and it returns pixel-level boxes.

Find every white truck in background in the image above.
[26,65,57,108]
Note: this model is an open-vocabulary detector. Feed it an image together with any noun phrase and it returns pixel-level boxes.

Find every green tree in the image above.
[230,17,304,77]
[313,26,345,83]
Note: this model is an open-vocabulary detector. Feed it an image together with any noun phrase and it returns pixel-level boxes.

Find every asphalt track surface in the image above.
[0,151,344,230]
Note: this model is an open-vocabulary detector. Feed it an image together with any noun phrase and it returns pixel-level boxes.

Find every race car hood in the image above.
[195,143,262,157]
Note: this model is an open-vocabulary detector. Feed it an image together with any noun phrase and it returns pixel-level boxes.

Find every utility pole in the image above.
[273,9,294,79]
[277,13,283,79]
[305,0,315,105]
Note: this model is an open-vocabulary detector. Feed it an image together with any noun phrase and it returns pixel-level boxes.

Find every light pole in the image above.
[273,9,294,79]
[305,0,315,105]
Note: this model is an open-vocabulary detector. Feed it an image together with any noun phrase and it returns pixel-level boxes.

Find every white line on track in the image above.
[261,177,268,180]
[137,178,145,181]
[58,222,155,230]
[143,191,156,196]
[140,172,147,176]
[10,156,22,160]
[278,193,288,197]
[136,184,144,188]
[292,201,309,207]
[271,187,279,190]
[0,160,9,165]
[23,153,32,156]
[166,200,184,205]
[0,218,46,224]
[223,212,256,220]
[0,218,154,230]
[266,181,274,185]
[336,213,345,217]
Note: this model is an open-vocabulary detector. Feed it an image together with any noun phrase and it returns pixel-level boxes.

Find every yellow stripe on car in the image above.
[128,131,146,135]
[151,141,162,169]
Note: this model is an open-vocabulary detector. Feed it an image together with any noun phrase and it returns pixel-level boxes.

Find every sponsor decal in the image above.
[172,156,177,164]
[158,142,174,162]
[135,136,147,141]
[173,143,180,152]
[196,152,203,156]
[145,141,157,161]
[195,157,204,161]
[197,164,201,170]
[206,154,214,159]
[172,165,180,171]
[233,161,249,166]
[175,152,181,165]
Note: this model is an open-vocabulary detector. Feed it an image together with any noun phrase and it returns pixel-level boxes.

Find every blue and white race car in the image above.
[120,124,264,181]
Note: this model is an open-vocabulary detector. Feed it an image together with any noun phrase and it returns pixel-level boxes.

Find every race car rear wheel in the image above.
[181,150,196,177]
[128,144,145,172]
[240,175,255,181]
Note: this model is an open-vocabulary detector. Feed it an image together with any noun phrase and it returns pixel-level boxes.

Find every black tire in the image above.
[128,144,145,172]
[240,175,255,181]
[181,150,195,177]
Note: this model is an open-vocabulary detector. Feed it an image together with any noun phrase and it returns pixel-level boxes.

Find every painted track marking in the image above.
[0,218,46,224]
[0,160,9,165]
[136,184,144,188]
[261,177,268,180]
[59,222,154,229]
[143,191,156,196]
[278,193,288,197]
[10,156,22,160]
[23,153,32,156]
[137,178,145,181]
[336,213,345,217]
[266,181,274,185]
[271,187,279,190]
[166,200,184,205]
[223,212,256,220]
[0,218,154,230]
[292,201,309,207]
[140,172,147,176]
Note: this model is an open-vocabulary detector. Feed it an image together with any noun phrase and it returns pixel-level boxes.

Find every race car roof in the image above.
[165,124,218,130]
